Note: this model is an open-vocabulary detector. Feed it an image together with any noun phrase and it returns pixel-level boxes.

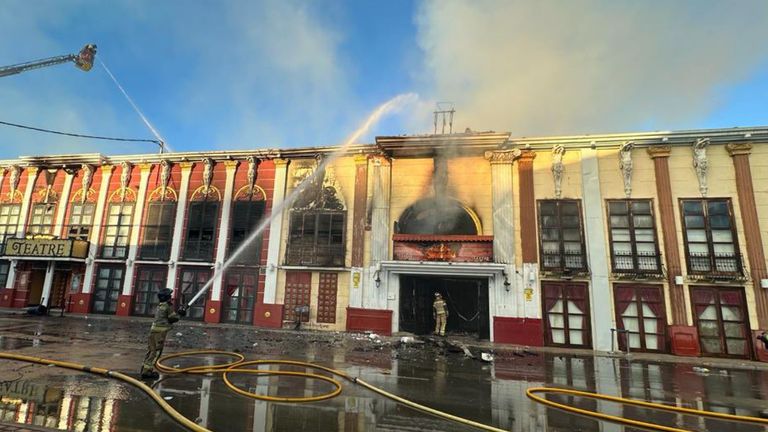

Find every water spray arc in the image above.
[184,93,418,309]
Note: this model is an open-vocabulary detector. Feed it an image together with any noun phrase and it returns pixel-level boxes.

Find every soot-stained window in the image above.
[397,198,478,235]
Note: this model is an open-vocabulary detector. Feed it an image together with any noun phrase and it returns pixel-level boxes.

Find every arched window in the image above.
[397,198,480,235]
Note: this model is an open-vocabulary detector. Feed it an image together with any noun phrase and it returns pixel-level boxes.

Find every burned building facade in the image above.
[1,125,768,361]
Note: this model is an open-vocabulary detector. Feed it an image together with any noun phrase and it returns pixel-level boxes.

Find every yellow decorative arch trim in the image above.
[233,184,266,201]
[148,186,178,202]
[71,187,97,203]
[460,203,483,235]
[3,190,23,204]
[190,185,222,201]
[107,187,137,203]
[34,188,59,203]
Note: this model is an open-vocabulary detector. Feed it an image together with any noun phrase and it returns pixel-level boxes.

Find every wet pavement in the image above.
[0,313,767,431]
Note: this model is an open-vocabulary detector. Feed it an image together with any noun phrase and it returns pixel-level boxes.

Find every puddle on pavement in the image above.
[2,351,768,431]
[0,336,43,349]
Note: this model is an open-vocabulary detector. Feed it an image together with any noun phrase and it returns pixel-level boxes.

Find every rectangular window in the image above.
[286,211,345,267]
[92,265,124,314]
[543,282,591,348]
[607,200,661,275]
[691,286,751,358]
[140,201,176,260]
[229,200,266,265]
[132,266,167,316]
[67,203,95,241]
[101,203,134,258]
[614,284,666,352]
[538,200,586,272]
[28,203,55,235]
[0,204,21,254]
[680,199,742,276]
[179,268,211,320]
[183,201,219,261]
[222,270,257,324]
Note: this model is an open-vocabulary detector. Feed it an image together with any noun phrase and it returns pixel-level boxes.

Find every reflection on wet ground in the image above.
[1,316,768,431]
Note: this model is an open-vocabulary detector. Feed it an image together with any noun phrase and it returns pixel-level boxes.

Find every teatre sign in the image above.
[4,238,88,258]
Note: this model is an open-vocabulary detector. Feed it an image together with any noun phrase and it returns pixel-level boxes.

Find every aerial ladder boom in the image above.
[0,44,97,78]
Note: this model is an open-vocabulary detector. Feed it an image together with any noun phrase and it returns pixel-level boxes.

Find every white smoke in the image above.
[415,0,768,135]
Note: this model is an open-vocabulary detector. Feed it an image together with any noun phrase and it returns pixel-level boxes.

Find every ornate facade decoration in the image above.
[692,138,710,197]
[246,156,258,196]
[43,169,58,203]
[8,165,20,201]
[483,148,522,164]
[202,158,214,195]
[80,164,94,203]
[619,141,634,198]
[159,159,171,199]
[120,161,132,201]
[551,145,565,199]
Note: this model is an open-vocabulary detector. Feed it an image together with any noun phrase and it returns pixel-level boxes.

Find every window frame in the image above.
[228,199,266,265]
[66,202,95,241]
[285,210,346,267]
[679,198,743,277]
[0,204,21,253]
[140,201,177,260]
[28,203,56,235]
[101,202,134,259]
[182,200,220,261]
[606,199,662,276]
[537,199,588,273]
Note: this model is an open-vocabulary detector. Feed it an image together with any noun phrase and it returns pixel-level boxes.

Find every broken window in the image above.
[101,202,134,259]
[286,211,345,267]
[140,201,176,260]
[0,204,21,253]
[229,200,266,265]
[183,201,219,261]
[28,203,55,235]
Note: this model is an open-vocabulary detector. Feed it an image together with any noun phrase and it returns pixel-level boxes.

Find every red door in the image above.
[11,270,31,308]
[613,284,667,352]
[691,286,752,359]
[542,282,591,348]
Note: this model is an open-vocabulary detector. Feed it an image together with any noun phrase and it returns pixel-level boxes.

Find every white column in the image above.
[53,172,74,237]
[166,162,194,292]
[40,261,56,307]
[581,148,614,352]
[16,167,40,238]
[0,169,13,290]
[210,160,238,302]
[264,159,289,304]
[368,157,391,310]
[486,151,518,318]
[121,164,152,296]
[82,165,115,294]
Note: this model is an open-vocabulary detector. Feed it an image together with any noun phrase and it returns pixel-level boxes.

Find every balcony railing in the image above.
[541,250,588,275]
[612,251,663,278]
[687,252,745,280]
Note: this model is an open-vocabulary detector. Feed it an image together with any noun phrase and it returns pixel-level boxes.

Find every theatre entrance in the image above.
[399,275,489,339]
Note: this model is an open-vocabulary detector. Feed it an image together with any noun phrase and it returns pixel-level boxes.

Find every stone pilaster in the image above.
[17,167,39,237]
[52,172,75,237]
[82,165,114,295]
[368,156,391,310]
[264,159,289,304]
[121,163,153,297]
[517,151,537,263]
[210,160,239,303]
[165,162,194,292]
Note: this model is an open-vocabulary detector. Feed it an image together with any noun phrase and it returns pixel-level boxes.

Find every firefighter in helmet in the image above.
[433,292,449,337]
[140,288,186,379]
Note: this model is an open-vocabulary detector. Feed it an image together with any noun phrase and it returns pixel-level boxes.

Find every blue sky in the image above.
[1,0,767,158]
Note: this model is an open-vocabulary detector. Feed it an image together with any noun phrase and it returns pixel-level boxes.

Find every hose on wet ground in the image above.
[0,350,508,432]
[526,386,768,432]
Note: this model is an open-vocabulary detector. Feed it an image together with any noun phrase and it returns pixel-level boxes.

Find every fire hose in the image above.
[3,350,767,432]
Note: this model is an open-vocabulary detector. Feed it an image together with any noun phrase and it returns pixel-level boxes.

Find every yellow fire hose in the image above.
[0,350,508,432]
[526,387,768,432]
[4,350,765,432]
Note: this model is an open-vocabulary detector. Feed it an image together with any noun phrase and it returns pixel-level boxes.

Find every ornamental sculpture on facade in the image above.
[619,141,634,198]
[8,165,20,201]
[43,169,57,203]
[80,164,93,203]
[692,138,709,197]
[551,144,565,199]
[120,161,132,201]
[202,157,214,195]
[159,159,171,200]
[483,148,521,164]
[246,156,258,196]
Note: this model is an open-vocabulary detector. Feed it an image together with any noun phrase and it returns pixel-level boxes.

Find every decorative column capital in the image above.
[223,160,240,169]
[139,163,153,173]
[353,154,369,165]
[26,166,40,177]
[179,161,194,171]
[272,158,289,168]
[726,142,753,157]
[646,145,672,158]
[100,164,114,174]
[518,150,537,162]
[484,149,521,164]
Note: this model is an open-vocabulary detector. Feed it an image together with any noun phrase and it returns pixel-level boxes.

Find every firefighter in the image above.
[140,288,186,380]
[433,292,449,337]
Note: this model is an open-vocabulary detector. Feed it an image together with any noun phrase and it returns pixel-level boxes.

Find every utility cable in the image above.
[0,120,161,144]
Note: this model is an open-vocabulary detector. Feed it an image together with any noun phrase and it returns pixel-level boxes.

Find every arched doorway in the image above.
[397,197,481,235]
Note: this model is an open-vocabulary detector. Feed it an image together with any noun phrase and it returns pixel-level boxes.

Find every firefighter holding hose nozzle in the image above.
[140,288,187,380]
